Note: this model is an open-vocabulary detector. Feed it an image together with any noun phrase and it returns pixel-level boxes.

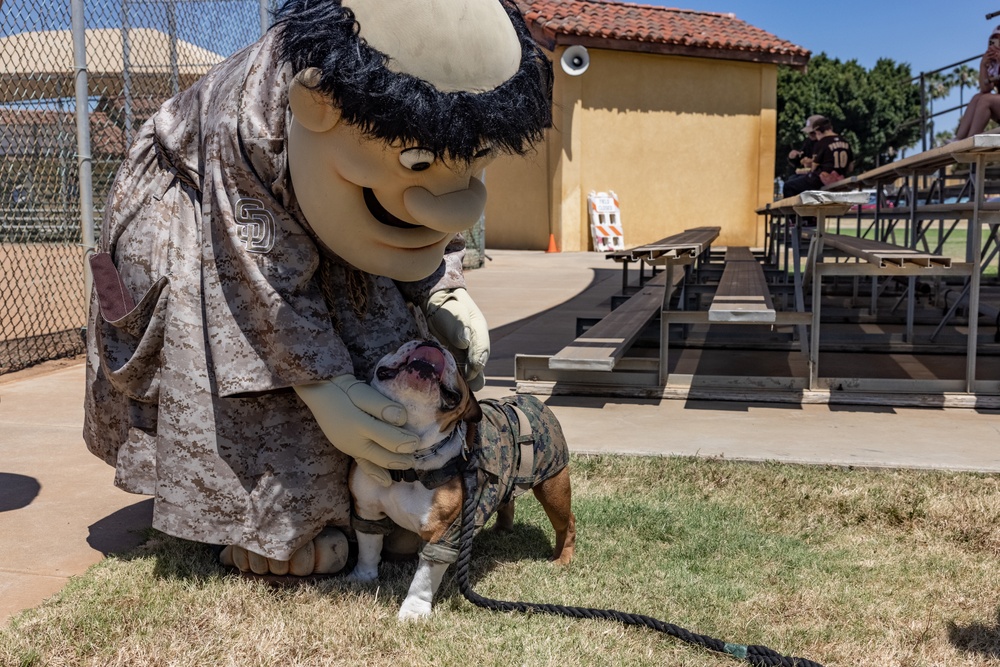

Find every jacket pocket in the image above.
[96,272,170,403]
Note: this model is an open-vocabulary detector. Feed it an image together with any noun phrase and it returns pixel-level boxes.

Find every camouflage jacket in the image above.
[423,395,569,564]
[83,29,464,561]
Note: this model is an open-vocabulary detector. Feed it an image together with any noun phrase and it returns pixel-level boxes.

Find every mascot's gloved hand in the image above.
[294,375,418,487]
[425,287,490,391]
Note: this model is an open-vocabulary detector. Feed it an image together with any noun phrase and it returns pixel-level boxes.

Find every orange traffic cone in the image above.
[546,233,559,253]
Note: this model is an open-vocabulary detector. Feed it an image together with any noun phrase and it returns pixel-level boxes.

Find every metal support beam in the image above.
[71,0,96,308]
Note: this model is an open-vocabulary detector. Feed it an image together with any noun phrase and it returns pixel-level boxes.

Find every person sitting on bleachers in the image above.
[952,25,1000,140]
[787,114,822,174]
[781,116,853,197]
[811,116,854,185]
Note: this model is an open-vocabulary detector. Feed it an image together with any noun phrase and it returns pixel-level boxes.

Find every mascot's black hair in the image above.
[273,0,553,162]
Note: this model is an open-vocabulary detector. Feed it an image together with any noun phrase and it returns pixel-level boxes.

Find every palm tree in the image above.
[949,64,979,110]
[925,71,953,106]
[923,71,953,147]
[934,129,955,146]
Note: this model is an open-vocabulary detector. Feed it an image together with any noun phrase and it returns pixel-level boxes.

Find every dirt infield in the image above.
[0,243,87,373]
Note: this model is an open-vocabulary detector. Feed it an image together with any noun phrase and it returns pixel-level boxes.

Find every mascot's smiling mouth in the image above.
[363,188,419,229]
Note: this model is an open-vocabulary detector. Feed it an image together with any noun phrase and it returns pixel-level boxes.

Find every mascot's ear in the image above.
[288,67,341,133]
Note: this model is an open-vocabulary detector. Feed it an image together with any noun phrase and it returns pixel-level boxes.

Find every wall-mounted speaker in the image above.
[560,45,590,76]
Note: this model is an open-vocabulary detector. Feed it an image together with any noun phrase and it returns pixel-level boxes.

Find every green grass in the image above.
[3,455,1000,666]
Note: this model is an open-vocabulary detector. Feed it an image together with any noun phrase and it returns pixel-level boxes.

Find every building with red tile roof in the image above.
[485,1,809,251]
[0,109,126,158]
[515,0,809,67]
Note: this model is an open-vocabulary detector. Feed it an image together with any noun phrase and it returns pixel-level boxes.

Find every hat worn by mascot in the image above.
[84,0,552,576]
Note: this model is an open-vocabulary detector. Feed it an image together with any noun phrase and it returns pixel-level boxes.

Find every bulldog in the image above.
[348,340,576,620]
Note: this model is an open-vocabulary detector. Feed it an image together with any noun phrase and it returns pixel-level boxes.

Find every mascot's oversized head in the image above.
[275,0,553,281]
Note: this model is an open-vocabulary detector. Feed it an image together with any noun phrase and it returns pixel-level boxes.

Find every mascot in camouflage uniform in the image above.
[84,0,552,576]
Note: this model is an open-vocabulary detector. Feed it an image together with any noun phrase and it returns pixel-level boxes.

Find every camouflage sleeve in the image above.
[395,235,467,306]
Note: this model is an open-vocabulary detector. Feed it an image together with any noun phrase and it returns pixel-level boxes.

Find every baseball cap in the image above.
[802,114,826,133]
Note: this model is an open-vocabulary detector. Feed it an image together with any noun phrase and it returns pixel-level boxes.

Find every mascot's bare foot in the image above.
[219,527,349,576]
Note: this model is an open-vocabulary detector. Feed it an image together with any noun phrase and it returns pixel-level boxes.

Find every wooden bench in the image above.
[517,136,1000,404]
[822,234,953,268]
[607,226,721,263]
[547,243,797,385]
[818,135,1000,251]
[547,228,722,372]
[606,226,721,291]
[656,244,810,388]
[708,247,775,323]
[548,271,673,371]
[762,190,978,392]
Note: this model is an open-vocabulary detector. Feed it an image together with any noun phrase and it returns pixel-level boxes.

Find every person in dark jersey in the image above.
[786,114,822,174]
[781,115,853,197]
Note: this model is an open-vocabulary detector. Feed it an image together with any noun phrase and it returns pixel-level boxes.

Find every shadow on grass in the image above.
[106,512,556,611]
[948,608,1000,658]
[358,520,555,607]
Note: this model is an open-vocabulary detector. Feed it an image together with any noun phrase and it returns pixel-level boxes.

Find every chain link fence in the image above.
[0,0,266,374]
[1,0,490,376]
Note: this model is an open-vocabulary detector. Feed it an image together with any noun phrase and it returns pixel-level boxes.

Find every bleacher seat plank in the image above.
[823,234,953,268]
[548,271,674,371]
[639,226,721,262]
[606,226,721,263]
[708,247,775,323]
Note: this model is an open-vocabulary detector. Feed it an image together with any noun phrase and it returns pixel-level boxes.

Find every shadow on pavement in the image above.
[0,472,40,512]
[87,498,154,556]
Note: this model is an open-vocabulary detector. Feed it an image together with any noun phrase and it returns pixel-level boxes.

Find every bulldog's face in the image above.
[371,340,482,445]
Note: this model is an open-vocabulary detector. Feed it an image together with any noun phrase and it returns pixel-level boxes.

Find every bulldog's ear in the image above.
[288,67,341,133]
[462,394,484,424]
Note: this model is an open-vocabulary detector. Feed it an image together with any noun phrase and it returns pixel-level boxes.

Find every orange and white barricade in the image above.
[587,190,624,252]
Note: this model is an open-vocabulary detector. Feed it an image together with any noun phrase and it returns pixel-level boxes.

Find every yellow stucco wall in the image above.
[480,137,551,250]
[485,46,778,251]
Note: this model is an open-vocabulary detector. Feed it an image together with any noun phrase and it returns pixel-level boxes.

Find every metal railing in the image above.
[908,10,1000,152]
[912,54,982,153]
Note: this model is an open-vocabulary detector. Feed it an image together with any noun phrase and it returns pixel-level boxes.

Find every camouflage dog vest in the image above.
[353,394,569,564]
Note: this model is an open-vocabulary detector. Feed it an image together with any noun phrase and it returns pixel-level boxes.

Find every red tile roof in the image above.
[514,0,810,67]
[0,109,126,156]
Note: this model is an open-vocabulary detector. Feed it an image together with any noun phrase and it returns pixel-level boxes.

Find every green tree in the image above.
[776,53,921,177]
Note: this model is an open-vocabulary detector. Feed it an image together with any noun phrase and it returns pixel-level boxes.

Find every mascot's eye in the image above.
[474,146,493,159]
[400,148,435,172]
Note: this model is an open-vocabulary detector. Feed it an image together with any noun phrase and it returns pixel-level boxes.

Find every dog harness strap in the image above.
[510,404,536,497]
[420,540,459,564]
[390,469,420,484]
[350,511,396,536]
[415,456,464,489]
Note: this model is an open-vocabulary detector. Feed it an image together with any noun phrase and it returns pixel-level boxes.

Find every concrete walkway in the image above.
[3,249,1000,625]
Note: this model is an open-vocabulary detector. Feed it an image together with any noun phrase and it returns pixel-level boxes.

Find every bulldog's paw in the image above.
[219,527,349,576]
[397,598,432,621]
[345,565,379,583]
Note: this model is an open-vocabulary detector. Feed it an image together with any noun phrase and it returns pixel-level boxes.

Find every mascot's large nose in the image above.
[402,177,487,233]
